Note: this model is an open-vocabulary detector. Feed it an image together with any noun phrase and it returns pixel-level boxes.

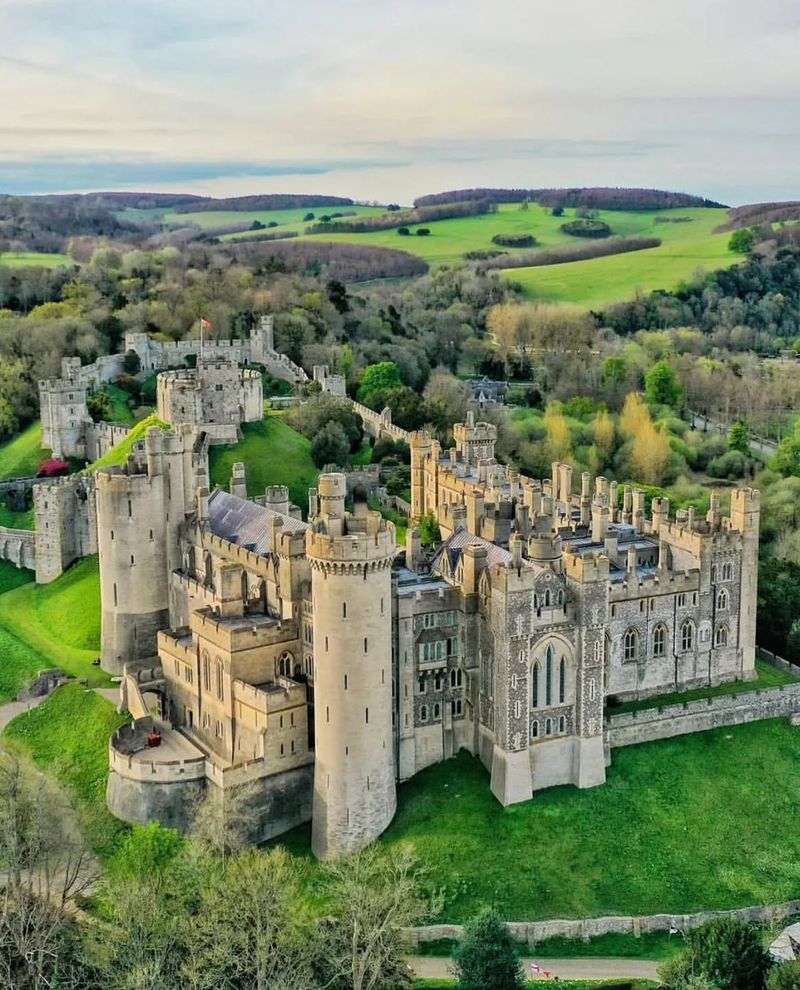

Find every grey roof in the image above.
[208,490,307,556]
[431,527,514,574]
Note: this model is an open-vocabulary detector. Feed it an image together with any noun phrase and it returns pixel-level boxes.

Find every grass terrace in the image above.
[0,421,48,479]
[606,657,800,716]
[86,414,169,471]
[0,252,73,268]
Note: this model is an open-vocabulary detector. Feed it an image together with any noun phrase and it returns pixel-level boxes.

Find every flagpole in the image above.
[200,317,204,364]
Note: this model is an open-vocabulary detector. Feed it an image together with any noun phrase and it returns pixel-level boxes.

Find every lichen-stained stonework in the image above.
[101,409,761,857]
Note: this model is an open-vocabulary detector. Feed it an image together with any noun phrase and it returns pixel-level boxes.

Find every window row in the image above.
[421,610,457,629]
[419,699,463,722]
[418,637,460,662]
[531,715,567,738]
[417,668,463,693]
[622,621,729,661]
[712,561,735,583]
[535,589,564,609]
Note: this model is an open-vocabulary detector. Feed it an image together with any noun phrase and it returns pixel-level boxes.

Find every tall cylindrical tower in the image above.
[306,474,397,859]
[97,468,169,674]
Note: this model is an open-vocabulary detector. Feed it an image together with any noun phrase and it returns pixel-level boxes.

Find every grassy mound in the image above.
[4,682,129,857]
[283,720,800,922]
[0,556,108,698]
[209,414,318,514]
[0,421,47,479]
[87,414,169,471]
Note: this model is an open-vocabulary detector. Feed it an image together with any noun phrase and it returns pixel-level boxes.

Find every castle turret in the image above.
[730,488,760,677]
[306,474,397,858]
[98,428,194,673]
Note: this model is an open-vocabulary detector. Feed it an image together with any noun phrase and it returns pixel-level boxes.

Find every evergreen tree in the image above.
[728,421,750,455]
[453,908,524,990]
[645,360,682,408]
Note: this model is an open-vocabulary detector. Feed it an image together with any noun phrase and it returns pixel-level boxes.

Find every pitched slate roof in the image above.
[208,489,307,557]
[430,527,513,574]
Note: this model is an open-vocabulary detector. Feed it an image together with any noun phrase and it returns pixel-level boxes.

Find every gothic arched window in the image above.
[717,588,729,611]
[623,628,638,662]
[652,624,667,658]
[278,651,292,677]
[545,646,553,706]
[531,662,540,708]
[715,624,729,647]
[559,657,566,704]
[681,620,695,652]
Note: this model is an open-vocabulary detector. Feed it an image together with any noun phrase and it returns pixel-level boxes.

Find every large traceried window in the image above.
[681,620,695,652]
[652,624,667,658]
[623,628,638,662]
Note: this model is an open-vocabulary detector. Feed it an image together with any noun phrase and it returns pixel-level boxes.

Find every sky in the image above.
[1,0,798,204]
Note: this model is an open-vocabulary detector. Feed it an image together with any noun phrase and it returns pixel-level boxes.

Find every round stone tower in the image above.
[97,428,192,674]
[306,473,397,859]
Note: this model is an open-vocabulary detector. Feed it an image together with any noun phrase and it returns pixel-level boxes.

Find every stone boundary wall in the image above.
[606,683,800,748]
[0,526,36,570]
[376,489,411,517]
[84,421,131,463]
[407,899,800,946]
[350,400,411,443]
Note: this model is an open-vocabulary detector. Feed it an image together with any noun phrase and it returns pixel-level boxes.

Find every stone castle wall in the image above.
[0,526,36,570]
[408,899,800,946]
[606,682,800,747]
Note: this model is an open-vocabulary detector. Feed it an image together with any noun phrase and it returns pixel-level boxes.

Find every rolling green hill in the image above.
[155,203,388,239]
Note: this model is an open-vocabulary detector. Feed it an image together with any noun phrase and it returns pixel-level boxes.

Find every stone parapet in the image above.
[606,682,800,747]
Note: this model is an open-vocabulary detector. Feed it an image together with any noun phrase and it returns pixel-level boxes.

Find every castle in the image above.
[102,408,760,859]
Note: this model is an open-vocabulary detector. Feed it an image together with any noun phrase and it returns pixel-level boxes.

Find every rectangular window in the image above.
[677,593,686,608]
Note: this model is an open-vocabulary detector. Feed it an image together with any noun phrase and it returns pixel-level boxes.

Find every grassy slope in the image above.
[86,414,169,471]
[0,556,109,697]
[0,421,48,479]
[4,682,129,857]
[292,203,733,307]
[0,252,72,268]
[154,204,387,239]
[284,721,800,922]
[209,414,318,514]
[607,657,799,715]
[0,503,34,529]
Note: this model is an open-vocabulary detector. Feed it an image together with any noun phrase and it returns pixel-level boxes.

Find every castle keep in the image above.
[102,409,760,856]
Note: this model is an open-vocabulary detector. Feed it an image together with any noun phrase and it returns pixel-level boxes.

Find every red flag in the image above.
[200,318,212,329]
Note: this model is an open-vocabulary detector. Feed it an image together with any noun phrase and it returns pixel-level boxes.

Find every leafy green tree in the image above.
[122,349,142,375]
[728,421,750,454]
[729,227,755,254]
[419,510,441,546]
[659,918,770,990]
[645,360,682,408]
[773,424,800,476]
[357,361,403,405]
[453,908,525,990]
[767,960,800,989]
[312,420,350,468]
[87,391,113,423]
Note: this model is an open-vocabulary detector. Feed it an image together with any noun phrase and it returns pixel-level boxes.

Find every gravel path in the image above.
[407,955,660,981]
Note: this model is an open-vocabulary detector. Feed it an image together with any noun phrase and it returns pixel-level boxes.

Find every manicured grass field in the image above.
[0,421,48,479]
[282,719,800,922]
[4,682,129,857]
[0,252,73,268]
[209,415,318,513]
[606,657,800,715]
[0,556,110,697]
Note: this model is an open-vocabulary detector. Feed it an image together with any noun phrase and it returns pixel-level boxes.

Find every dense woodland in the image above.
[414,186,726,210]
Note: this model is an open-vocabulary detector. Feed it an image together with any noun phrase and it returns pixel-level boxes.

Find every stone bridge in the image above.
[0,526,36,570]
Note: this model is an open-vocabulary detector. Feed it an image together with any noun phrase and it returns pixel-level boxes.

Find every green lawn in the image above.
[282,720,800,922]
[0,421,48,479]
[4,682,129,857]
[414,930,678,961]
[209,415,318,514]
[0,556,110,697]
[0,252,73,268]
[606,657,800,716]
[102,383,138,424]
[370,499,408,544]
[0,559,34,595]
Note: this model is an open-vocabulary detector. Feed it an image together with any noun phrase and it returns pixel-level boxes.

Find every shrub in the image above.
[452,908,525,990]
[560,219,612,238]
[114,374,141,398]
[397,226,410,236]
[122,349,141,375]
[87,391,113,423]
[767,959,800,989]
[416,227,431,236]
[707,450,748,479]
[658,917,770,990]
[490,234,537,248]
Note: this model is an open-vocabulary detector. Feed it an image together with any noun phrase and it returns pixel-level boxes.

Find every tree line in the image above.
[414,187,726,210]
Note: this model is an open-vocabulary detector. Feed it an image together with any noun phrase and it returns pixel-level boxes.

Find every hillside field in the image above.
[149,203,388,238]
[0,252,72,268]
[0,420,48,479]
[292,203,735,308]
